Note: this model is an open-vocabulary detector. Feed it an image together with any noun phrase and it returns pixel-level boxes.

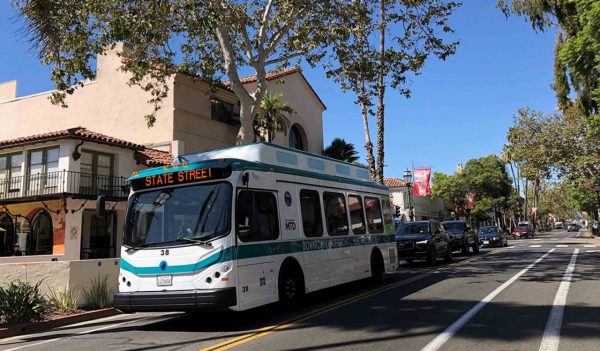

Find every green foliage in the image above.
[0,281,47,325]
[323,138,360,163]
[498,0,600,116]
[462,155,513,199]
[47,286,80,314]
[254,93,295,143]
[569,185,597,213]
[82,275,111,309]
[431,172,467,210]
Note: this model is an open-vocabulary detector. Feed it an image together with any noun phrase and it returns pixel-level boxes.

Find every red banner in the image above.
[413,168,432,196]
[464,192,476,209]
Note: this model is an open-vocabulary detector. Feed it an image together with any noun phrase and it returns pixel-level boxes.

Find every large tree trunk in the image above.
[360,80,377,181]
[237,99,255,145]
[374,0,386,185]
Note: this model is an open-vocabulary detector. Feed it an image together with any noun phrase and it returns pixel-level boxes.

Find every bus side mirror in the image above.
[96,195,106,218]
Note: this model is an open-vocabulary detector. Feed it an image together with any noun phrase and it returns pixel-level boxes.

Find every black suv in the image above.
[396,220,452,265]
[441,220,479,255]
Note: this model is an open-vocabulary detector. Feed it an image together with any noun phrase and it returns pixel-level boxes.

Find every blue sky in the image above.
[0,1,557,178]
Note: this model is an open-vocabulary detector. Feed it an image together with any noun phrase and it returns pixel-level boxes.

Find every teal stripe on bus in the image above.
[120,234,395,276]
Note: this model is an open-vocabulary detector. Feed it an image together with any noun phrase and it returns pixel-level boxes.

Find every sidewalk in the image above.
[0,308,119,339]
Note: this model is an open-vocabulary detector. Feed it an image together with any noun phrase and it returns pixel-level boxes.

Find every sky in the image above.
[0,1,557,178]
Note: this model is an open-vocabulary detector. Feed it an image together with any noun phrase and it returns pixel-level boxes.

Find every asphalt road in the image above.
[1,230,599,351]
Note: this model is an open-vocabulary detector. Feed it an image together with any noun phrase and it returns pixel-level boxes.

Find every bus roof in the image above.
[130,143,387,190]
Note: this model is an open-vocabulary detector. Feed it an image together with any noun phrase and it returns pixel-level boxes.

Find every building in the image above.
[0,42,326,156]
[384,178,446,222]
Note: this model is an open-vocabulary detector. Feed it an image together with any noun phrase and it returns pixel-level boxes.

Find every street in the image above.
[1,230,599,351]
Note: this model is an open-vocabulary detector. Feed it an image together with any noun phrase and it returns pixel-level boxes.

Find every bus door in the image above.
[281,183,329,292]
[236,189,279,309]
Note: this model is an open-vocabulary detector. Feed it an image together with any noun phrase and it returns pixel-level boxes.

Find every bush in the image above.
[0,281,47,325]
[82,275,111,309]
[47,286,80,314]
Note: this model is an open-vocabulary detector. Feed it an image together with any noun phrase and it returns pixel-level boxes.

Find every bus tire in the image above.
[370,249,384,282]
[278,259,305,309]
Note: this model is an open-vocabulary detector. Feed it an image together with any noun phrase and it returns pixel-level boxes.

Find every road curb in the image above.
[0,308,120,339]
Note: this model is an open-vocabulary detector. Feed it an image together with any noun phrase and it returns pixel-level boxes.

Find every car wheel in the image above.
[504,238,508,247]
[426,246,437,266]
[461,240,469,255]
[444,245,453,263]
[472,240,480,254]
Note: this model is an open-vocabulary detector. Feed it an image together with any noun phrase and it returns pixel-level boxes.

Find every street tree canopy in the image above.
[323,138,359,163]
[12,0,342,144]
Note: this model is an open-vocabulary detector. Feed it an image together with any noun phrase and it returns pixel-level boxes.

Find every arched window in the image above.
[289,124,307,151]
[29,210,53,255]
[0,213,15,257]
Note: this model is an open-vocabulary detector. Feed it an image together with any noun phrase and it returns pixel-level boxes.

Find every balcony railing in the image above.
[0,170,129,201]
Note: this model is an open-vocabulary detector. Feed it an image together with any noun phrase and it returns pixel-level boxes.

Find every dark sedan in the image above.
[567,223,580,232]
[396,220,452,265]
[441,220,480,255]
[478,226,508,247]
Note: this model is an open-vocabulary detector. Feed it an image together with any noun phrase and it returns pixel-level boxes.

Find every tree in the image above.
[254,93,294,143]
[431,172,467,213]
[498,0,600,117]
[12,0,341,144]
[323,138,359,163]
[325,0,459,183]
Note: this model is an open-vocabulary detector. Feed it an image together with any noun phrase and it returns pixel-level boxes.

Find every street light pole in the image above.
[404,169,414,222]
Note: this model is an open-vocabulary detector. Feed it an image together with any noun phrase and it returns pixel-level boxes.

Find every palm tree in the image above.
[323,138,360,163]
[254,93,295,143]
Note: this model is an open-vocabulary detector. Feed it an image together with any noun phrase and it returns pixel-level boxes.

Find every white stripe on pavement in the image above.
[420,249,555,351]
[530,245,542,248]
[586,250,598,253]
[556,245,568,248]
[584,245,596,248]
[533,239,542,241]
[507,245,516,249]
[538,249,579,351]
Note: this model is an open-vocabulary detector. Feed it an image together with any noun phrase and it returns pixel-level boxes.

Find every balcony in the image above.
[0,170,129,202]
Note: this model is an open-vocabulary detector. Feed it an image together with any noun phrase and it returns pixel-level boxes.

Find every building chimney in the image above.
[0,80,17,102]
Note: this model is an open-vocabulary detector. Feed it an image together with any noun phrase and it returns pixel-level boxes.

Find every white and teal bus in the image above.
[113,143,398,312]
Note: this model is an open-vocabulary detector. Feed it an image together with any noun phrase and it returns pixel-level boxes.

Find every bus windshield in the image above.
[124,182,232,247]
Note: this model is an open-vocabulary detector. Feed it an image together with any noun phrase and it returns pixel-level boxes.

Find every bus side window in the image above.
[323,192,349,236]
[348,195,366,234]
[237,190,279,242]
[365,197,384,234]
[300,189,323,237]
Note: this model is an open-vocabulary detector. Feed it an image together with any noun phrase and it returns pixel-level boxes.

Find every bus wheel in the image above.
[370,249,384,282]
[278,264,304,309]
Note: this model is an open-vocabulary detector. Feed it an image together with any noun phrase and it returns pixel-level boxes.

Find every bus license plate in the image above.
[157,275,172,286]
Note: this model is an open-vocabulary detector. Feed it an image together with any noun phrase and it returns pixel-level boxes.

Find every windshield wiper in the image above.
[174,237,213,247]
[125,243,152,252]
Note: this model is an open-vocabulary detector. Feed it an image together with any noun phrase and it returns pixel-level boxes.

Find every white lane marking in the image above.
[530,245,542,248]
[538,249,579,351]
[533,239,542,241]
[507,245,516,249]
[584,245,596,248]
[420,249,555,351]
[587,250,598,253]
[551,238,559,241]
[556,245,568,248]
[1,314,167,351]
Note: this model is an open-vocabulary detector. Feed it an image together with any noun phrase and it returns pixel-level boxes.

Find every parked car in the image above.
[567,222,580,232]
[441,220,480,255]
[554,221,564,229]
[396,220,452,265]
[512,221,534,238]
[478,226,508,247]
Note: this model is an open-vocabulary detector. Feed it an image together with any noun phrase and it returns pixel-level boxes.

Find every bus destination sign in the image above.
[130,166,232,191]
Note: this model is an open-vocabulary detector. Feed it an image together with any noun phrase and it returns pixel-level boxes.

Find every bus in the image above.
[112,143,398,312]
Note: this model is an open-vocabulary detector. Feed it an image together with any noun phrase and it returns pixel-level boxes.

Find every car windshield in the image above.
[517,225,528,230]
[442,222,464,231]
[480,227,498,234]
[124,182,232,247]
[397,222,430,235]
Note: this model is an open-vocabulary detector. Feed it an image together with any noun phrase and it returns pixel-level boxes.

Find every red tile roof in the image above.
[384,178,407,188]
[135,148,173,167]
[235,67,302,84]
[0,127,172,167]
[0,127,143,149]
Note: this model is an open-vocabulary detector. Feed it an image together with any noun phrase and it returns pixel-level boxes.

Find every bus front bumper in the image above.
[113,288,237,312]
